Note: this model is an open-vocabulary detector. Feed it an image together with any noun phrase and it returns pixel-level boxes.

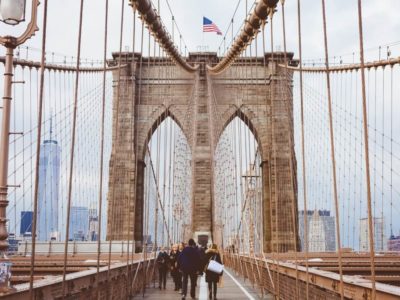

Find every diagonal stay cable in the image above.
[146,145,172,246]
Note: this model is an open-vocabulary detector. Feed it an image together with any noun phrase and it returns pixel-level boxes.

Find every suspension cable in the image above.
[164,0,189,54]
[61,0,85,296]
[320,1,344,298]
[279,1,300,298]
[208,0,278,74]
[130,0,197,73]
[29,0,49,298]
[296,0,311,297]
[95,0,109,297]
[357,0,377,298]
[106,0,127,291]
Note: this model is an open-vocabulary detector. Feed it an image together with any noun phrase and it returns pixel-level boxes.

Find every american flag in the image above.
[203,17,222,35]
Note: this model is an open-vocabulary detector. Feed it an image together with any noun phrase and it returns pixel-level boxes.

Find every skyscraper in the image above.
[69,206,89,241]
[37,121,61,241]
[298,210,336,252]
[20,211,33,236]
[359,217,386,251]
[88,206,99,241]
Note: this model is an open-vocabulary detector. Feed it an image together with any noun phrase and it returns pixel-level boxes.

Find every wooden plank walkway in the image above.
[138,268,273,300]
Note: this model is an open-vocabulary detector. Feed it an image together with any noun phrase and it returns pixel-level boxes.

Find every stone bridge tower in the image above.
[106,52,299,253]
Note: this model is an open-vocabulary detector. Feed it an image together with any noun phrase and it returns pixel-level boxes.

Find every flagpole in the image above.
[202,31,205,52]
[202,16,205,52]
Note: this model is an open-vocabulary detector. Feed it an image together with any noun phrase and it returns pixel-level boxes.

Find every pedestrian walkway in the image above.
[141,268,273,299]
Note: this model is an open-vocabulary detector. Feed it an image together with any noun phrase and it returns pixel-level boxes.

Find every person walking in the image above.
[176,242,185,291]
[169,244,181,291]
[156,247,169,289]
[204,244,223,300]
[198,245,207,275]
[178,239,201,300]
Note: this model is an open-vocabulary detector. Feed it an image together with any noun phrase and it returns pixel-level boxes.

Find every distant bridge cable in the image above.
[216,0,242,55]
[130,0,197,72]
[219,0,258,58]
[208,0,279,74]
[164,0,189,55]
[279,56,400,73]
[301,40,400,66]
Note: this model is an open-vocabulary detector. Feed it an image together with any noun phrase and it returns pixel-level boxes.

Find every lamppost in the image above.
[0,0,40,253]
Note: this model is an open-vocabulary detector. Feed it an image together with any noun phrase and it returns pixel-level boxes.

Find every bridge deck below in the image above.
[140,268,272,300]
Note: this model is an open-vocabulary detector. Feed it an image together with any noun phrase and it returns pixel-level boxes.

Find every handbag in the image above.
[207,255,224,274]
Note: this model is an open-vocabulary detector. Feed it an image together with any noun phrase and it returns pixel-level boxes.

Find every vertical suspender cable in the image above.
[390,66,393,237]
[296,0,310,297]
[269,14,282,299]
[171,123,177,243]
[136,19,145,295]
[279,1,299,298]
[130,9,138,273]
[128,8,138,296]
[155,48,162,249]
[261,21,267,256]
[96,0,109,298]
[373,67,377,220]
[125,6,138,297]
[12,66,16,239]
[107,0,126,287]
[320,1,344,299]
[356,0,376,298]
[251,33,264,291]
[168,104,173,244]
[144,31,153,286]
[29,1,49,298]
[261,21,276,294]
[62,0,85,297]
[380,67,385,251]
[162,97,168,247]
[149,41,162,276]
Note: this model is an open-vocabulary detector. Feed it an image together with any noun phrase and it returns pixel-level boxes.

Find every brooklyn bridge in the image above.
[0,0,399,299]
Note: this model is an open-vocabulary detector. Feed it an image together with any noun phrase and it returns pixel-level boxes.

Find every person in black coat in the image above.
[178,239,201,300]
[169,244,181,291]
[156,247,169,289]
[176,242,185,291]
[204,244,223,300]
[198,246,207,275]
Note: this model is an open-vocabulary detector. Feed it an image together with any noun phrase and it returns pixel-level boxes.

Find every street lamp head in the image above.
[0,0,26,25]
[0,0,39,47]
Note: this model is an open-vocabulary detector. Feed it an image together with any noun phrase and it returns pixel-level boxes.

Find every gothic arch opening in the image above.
[217,109,262,157]
[140,109,190,162]
[213,116,263,254]
[138,116,192,248]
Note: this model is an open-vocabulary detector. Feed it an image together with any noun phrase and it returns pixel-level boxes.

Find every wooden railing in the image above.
[223,252,400,300]
[4,257,156,299]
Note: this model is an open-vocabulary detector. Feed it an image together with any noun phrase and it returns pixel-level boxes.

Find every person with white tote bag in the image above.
[204,244,223,300]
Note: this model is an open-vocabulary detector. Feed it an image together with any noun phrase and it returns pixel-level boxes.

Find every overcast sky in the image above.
[1,0,399,63]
